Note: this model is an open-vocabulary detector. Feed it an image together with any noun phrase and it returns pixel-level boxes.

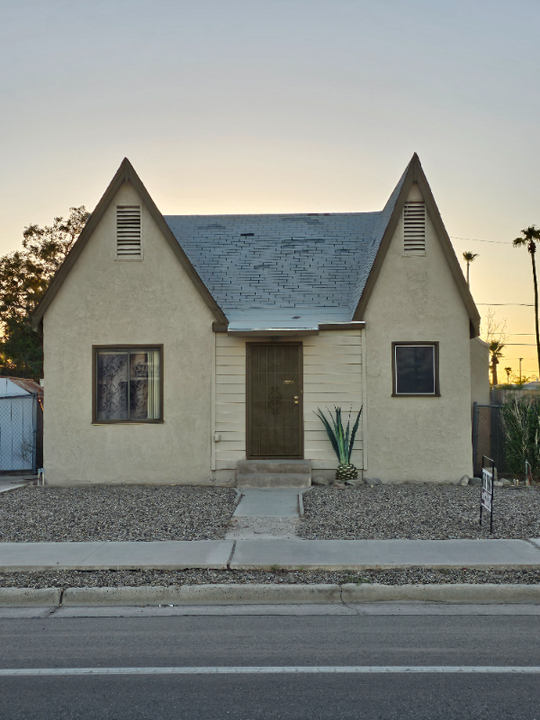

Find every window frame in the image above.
[392,342,440,397]
[92,344,164,424]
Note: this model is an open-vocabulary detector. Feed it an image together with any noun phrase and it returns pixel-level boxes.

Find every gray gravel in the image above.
[0,486,237,542]
[299,485,540,540]
[1,568,540,589]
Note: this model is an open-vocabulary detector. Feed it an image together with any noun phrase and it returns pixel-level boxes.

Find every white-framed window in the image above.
[93,346,162,422]
[116,205,142,259]
[392,342,439,396]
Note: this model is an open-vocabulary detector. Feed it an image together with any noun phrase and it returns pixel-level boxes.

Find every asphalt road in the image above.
[1,606,540,719]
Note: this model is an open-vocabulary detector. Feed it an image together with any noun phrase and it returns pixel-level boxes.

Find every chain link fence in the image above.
[0,394,42,473]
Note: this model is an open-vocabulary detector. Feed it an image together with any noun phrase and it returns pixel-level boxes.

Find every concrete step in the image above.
[236,460,312,488]
[237,460,311,475]
[236,473,311,488]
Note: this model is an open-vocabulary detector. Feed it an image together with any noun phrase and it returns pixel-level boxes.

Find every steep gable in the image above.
[32,159,227,331]
[352,154,480,337]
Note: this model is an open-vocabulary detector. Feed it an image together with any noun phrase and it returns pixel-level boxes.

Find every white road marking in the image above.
[1,666,540,676]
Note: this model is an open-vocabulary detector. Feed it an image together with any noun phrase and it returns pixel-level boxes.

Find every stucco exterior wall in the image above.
[363,185,473,483]
[43,183,216,485]
[470,337,490,406]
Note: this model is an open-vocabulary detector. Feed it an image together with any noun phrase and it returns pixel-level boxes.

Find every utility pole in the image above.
[519,357,523,384]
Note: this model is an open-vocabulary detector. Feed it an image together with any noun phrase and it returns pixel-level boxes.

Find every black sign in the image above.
[480,456,495,533]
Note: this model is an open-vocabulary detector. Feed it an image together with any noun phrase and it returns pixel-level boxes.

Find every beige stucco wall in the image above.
[363,184,473,483]
[42,182,217,485]
[470,337,490,406]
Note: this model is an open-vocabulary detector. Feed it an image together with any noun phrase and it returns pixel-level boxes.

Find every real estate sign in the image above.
[480,457,495,533]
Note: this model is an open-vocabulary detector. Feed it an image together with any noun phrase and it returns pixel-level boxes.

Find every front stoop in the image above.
[236,460,312,488]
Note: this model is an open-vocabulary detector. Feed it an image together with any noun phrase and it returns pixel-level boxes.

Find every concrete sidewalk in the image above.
[0,476,35,495]
[1,537,540,572]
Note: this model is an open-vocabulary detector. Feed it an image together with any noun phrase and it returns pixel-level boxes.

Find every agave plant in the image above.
[314,405,363,482]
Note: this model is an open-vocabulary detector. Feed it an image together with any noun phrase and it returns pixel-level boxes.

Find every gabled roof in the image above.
[165,211,379,331]
[165,154,480,335]
[32,159,228,331]
[33,155,480,337]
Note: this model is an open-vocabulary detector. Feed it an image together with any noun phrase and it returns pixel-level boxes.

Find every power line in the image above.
[450,236,509,245]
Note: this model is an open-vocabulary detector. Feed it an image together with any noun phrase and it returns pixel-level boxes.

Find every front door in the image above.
[246,343,303,459]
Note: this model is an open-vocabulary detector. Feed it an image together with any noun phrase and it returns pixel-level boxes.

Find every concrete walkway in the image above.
[225,488,305,540]
[233,488,301,517]
[1,538,540,572]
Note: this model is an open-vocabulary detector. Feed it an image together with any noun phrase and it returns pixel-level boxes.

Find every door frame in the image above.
[246,341,304,459]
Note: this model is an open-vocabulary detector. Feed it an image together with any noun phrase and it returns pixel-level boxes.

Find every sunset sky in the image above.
[1,0,539,377]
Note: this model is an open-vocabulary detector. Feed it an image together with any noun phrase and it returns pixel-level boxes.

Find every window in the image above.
[116,205,142,258]
[93,346,162,422]
[393,342,439,396]
[403,201,426,255]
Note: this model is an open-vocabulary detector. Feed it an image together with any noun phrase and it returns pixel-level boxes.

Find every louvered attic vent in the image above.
[116,206,142,258]
[403,201,426,255]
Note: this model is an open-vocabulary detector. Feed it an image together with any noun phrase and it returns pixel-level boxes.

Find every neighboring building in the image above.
[0,377,43,473]
[33,154,485,486]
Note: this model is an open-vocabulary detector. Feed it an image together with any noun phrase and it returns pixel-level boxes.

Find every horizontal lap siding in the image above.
[215,335,246,470]
[214,331,363,471]
[303,330,363,470]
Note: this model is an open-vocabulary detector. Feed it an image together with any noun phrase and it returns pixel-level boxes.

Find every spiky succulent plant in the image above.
[314,405,363,482]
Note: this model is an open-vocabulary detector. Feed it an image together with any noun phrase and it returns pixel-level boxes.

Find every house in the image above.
[0,377,43,473]
[32,154,487,486]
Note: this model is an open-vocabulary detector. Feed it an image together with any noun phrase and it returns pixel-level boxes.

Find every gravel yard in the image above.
[299,484,540,540]
[1,567,540,589]
[0,486,237,542]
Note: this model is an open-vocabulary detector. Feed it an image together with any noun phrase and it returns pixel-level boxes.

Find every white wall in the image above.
[303,330,363,481]
[0,378,28,396]
[43,182,217,485]
[363,183,473,483]
[213,330,363,483]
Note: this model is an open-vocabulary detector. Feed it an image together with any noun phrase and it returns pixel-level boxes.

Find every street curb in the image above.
[62,584,342,606]
[0,587,62,606]
[1,584,540,607]
[341,583,540,604]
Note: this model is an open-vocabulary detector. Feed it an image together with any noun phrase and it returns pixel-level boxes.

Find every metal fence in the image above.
[0,394,42,473]
[472,403,506,477]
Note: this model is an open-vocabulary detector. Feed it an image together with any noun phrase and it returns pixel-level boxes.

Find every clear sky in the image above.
[1,0,539,377]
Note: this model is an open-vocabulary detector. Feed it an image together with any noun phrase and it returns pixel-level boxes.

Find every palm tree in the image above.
[489,340,505,386]
[504,367,512,384]
[462,251,478,287]
[513,226,540,376]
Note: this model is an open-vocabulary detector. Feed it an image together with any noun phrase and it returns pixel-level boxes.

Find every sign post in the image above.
[480,455,495,533]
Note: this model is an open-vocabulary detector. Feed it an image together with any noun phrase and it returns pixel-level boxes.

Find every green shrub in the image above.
[501,397,540,477]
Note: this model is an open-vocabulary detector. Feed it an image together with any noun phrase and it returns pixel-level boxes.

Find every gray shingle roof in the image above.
[164,164,408,328]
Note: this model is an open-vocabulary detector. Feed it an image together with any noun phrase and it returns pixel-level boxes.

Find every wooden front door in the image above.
[247,343,303,459]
